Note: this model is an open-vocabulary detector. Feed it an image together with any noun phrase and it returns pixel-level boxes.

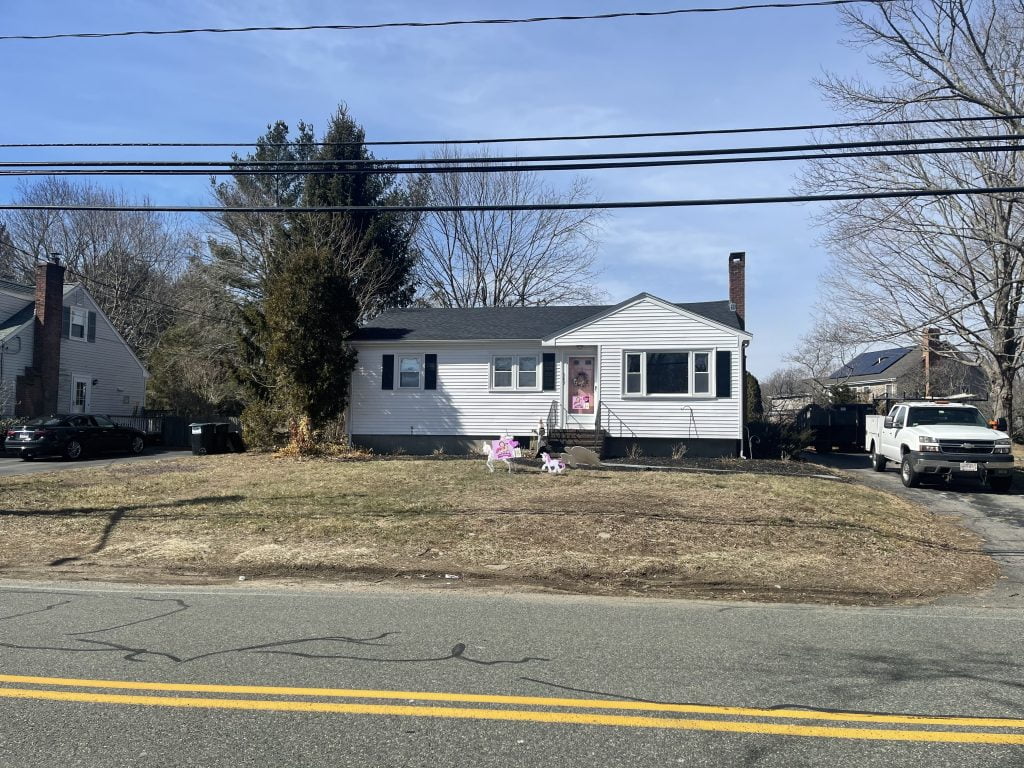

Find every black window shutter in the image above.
[381,354,394,390]
[87,311,97,342]
[424,354,437,390]
[716,351,732,398]
[542,353,556,391]
[62,306,71,338]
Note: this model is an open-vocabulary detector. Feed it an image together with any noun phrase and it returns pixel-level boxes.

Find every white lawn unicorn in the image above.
[540,452,566,474]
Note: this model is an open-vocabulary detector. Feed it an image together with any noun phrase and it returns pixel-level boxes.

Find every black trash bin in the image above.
[189,422,227,455]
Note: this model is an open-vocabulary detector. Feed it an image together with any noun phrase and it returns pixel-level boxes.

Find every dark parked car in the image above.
[4,414,146,461]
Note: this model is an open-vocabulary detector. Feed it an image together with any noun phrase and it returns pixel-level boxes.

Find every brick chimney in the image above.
[728,251,746,330]
[33,256,65,415]
[922,327,940,398]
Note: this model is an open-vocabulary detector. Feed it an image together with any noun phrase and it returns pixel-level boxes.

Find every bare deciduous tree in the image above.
[412,149,604,307]
[0,179,189,360]
[801,0,1024,430]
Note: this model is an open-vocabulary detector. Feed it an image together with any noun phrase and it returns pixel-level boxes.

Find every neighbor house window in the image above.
[492,355,541,391]
[623,350,715,396]
[399,356,422,388]
[70,307,88,340]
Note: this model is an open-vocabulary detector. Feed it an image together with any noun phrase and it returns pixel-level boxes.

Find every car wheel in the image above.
[989,476,1013,494]
[815,442,833,454]
[63,440,84,461]
[129,435,145,455]
[900,455,920,488]
[21,453,34,462]
[870,444,887,472]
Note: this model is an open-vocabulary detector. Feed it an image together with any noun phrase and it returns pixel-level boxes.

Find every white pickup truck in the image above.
[864,401,1014,492]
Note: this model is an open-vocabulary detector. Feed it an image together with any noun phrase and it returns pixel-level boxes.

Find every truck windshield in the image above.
[906,407,988,428]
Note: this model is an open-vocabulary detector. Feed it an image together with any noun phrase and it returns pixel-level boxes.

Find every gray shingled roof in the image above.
[353,298,742,341]
[0,278,34,297]
[0,302,34,342]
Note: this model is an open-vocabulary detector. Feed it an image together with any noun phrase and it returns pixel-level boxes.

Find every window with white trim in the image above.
[70,306,88,341]
[492,355,540,391]
[399,356,422,388]
[517,355,538,389]
[623,350,715,396]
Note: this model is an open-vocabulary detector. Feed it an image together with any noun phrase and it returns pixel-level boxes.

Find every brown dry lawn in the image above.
[0,454,997,603]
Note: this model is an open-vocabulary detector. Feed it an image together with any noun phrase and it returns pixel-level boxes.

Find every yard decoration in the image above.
[565,445,601,467]
[483,436,519,473]
[540,452,566,474]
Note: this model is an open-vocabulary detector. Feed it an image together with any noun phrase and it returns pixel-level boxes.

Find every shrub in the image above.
[625,442,644,461]
[240,400,289,451]
[670,442,689,460]
[746,419,813,460]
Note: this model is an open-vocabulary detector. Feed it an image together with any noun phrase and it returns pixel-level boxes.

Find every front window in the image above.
[907,407,988,428]
[624,351,714,396]
[399,356,421,389]
[70,307,87,340]
[492,355,539,391]
[517,356,538,389]
[625,353,642,394]
[693,352,710,394]
[492,356,514,389]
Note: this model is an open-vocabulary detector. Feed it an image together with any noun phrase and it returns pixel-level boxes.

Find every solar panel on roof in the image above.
[829,346,916,379]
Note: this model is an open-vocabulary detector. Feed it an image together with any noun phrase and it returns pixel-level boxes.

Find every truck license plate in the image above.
[959,462,979,472]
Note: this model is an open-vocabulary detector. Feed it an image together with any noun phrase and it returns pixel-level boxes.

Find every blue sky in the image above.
[0,1,880,376]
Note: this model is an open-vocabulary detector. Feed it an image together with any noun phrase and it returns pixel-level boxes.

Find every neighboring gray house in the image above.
[823,332,986,403]
[0,259,148,417]
[348,253,752,458]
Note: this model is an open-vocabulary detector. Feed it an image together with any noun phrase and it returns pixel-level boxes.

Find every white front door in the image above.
[71,375,91,414]
[566,356,597,427]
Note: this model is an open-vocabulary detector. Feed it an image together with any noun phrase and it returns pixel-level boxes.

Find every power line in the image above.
[66,268,230,323]
[3,186,1023,214]
[0,240,229,323]
[3,143,1023,177]
[0,1,894,42]
[4,112,1019,149]
[4,133,1021,168]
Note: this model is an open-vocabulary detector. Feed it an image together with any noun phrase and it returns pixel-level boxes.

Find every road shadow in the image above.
[0,495,245,567]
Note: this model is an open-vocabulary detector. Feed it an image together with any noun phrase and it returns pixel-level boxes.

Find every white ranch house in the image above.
[348,253,751,458]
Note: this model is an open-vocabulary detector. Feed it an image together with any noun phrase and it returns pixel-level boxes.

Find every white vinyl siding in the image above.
[549,297,744,440]
[351,343,557,436]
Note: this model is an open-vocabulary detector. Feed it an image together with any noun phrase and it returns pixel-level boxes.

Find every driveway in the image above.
[806,451,1024,605]
[0,447,193,478]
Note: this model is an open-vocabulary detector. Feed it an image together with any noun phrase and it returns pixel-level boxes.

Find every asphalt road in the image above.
[0,448,193,477]
[0,580,1022,767]
[805,451,1024,605]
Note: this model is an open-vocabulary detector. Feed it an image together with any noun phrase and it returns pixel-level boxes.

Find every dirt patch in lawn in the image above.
[0,454,997,603]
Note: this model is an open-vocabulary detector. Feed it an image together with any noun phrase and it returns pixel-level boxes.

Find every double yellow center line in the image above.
[1,673,1022,744]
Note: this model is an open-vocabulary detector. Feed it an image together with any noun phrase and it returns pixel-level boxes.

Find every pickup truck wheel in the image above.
[870,445,887,472]
[989,476,1013,494]
[900,455,921,488]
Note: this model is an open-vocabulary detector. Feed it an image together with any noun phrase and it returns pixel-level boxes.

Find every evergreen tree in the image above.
[210,104,417,450]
